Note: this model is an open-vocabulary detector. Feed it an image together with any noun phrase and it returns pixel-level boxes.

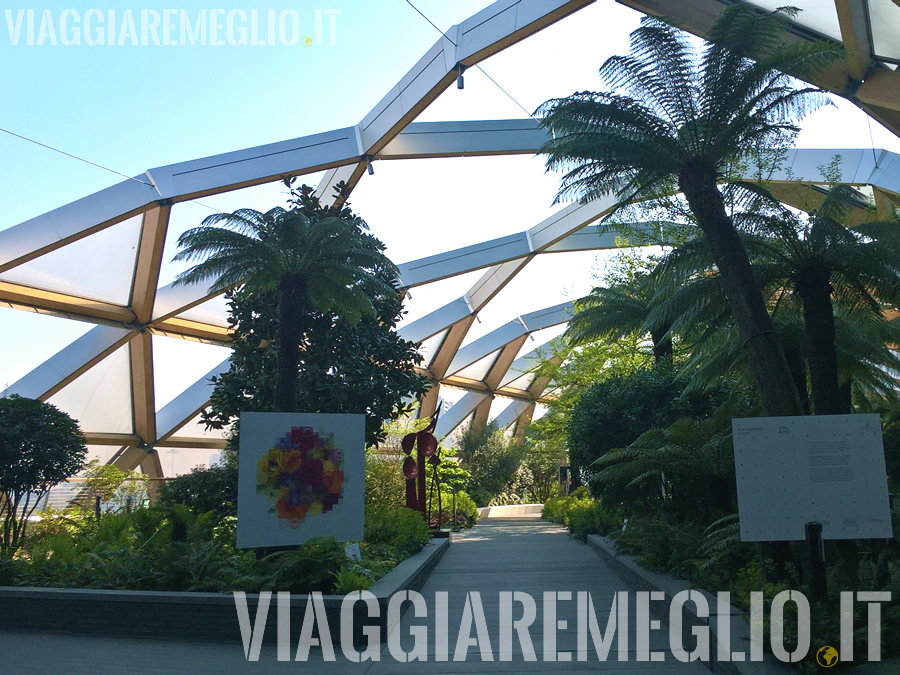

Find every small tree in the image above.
[0,395,86,553]
[365,417,429,510]
[80,459,149,514]
[455,422,523,507]
[172,182,402,413]
[518,440,567,503]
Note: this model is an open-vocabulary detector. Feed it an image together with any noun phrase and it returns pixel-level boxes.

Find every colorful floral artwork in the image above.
[256,425,345,528]
[238,412,363,549]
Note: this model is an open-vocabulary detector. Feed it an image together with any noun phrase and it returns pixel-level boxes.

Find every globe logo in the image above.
[301,36,312,47]
[816,646,839,667]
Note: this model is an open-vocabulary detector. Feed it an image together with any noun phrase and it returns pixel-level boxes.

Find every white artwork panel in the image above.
[237,412,365,548]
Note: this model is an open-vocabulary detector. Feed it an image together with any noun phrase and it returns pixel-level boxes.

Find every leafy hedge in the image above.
[5,503,432,595]
[430,489,478,529]
[542,489,622,542]
[364,506,431,560]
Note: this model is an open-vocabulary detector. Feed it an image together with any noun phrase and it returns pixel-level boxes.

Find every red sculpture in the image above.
[402,410,441,526]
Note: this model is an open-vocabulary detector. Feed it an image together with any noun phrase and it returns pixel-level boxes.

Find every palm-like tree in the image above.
[537,5,838,416]
[592,404,738,519]
[643,187,900,414]
[740,185,900,414]
[172,186,397,412]
[566,273,673,362]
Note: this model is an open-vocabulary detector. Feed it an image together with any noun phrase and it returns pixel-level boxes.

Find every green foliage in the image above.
[615,515,706,578]
[884,414,900,496]
[527,333,652,486]
[644,182,900,413]
[332,567,374,594]
[592,404,739,519]
[450,490,478,529]
[542,487,590,525]
[568,364,730,489]
[454,422,523,507]
[365,416,430,511]
[16,507,256,592]
[10,501,436,594]
[0,395,87,554]
[422,447,475,527]
[515,439,567,504]
[429,449,472,494]
[173,182,407,413]
[565,500,622,542]
[79,460,149,514]
[363,506,431,561]
[536,4,838,208]
[567,256,673,362]
[263,539,347,594]
[365,451,406,511]
[157,460,238,519]
[542,488,622,542]
[538,5,842,417]
[200,269,427,447]
[21,505,85,544]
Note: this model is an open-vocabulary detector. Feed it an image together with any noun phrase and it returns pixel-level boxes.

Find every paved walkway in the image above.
[0,517,707,673]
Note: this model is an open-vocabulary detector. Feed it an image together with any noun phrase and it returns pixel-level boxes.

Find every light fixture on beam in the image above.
[362,154,375,175]
[456,64,467,89]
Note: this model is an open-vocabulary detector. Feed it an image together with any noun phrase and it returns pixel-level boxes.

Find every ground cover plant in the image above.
[3,501,431,595]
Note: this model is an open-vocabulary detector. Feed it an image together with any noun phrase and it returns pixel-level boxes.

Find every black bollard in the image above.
[805,521,827,600]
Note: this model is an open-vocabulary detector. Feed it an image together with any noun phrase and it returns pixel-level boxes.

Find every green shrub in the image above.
[332,566,375,594]
[0,395,87,554]
[614,515,705,577]
[23,506,90,543]
[365,450,406,510]
[455,422,523,506]
[264,538,346,594]
[542,486,590,524]
[542,488,622,541]
[13,500,445,595]
[566,500,622,542]
[14,505,355,594]
[157,462,238,519]
[364,506,431,560]
[0,556,21,584]
[568,365,734,492]
[425,489,478,530]
[450,490,478,528]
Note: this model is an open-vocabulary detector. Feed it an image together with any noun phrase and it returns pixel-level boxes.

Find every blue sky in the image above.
[2,0,899,416]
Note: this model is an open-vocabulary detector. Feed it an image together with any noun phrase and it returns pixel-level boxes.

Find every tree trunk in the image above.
[679,168,804,417]
[838,380,852,414]
[275,273,307,413]
[650,323,673,363]
[796,275,847,415]
[783,345,810,414]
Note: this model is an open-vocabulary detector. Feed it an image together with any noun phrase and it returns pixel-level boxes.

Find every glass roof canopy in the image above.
[748,0,900,64]
[619,0,900,135]
[1,0,899,482]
